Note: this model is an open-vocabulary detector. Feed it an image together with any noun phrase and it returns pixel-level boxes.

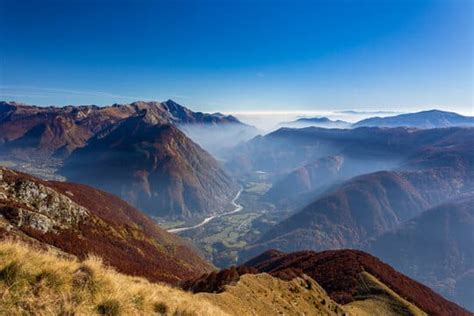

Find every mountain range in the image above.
[228,125,472,181]
[281,109,474,130]
[0,100,256,158]
[246,167,472,256]
[353,109,474,128]
[0,100,252,220]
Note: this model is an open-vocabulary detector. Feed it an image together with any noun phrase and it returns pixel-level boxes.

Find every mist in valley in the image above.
[178,122,259,158]
[229,110,403,132]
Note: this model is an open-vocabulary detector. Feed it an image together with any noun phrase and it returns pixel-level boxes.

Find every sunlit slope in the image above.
[0,240,466,316]
[0,240,225,315]
[198,273,345,316]
[0,240,343,316]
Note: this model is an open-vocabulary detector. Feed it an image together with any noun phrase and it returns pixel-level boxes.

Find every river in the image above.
[167,187,243,233]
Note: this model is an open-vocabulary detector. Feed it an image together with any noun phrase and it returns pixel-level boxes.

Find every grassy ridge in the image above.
[0,240,225,315]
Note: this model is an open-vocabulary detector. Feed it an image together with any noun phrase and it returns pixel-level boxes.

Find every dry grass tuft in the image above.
[0,239,227,315]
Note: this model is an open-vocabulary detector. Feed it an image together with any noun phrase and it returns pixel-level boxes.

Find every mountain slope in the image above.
[0,240,225,315]
[353,109,474,128]
[0,239,349,316]
[238,127,473,255]
[197,273,346,316]
[263,155,345,203]
[365,194,474,310]
[183,248,467,315]
[1,219,468,315]
[61,111,238,219]
[244,249,470,316]
[227,126,471,178]
[243,164,473,260]
[240,128,474,311]
[0,167,213,283]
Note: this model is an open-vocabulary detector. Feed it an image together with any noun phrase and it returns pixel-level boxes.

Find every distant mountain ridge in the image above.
[161,99,243,125]
[279,109,473,130]
[281,117,351,129]
[0,99,251,157]
[263,155,345,203]
[228,125,473,178]
[353,109,474,128]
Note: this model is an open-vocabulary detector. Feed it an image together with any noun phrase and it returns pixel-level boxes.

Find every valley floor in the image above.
[164,172,290,267]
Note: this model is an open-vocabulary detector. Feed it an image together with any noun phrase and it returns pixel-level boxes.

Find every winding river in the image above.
[167,187,243,233]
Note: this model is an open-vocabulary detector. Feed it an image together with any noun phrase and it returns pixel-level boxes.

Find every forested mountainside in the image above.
[0,167,213,283]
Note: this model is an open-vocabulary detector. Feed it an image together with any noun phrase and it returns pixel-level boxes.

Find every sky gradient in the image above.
[0,0,472,114]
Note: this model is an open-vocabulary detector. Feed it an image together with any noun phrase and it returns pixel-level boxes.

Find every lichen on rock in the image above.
[0,167,89,233]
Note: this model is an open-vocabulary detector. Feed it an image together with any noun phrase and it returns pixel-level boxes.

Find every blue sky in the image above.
[0,0,472,114]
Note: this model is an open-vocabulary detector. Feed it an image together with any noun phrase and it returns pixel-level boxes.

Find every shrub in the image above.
[0,261,21,286]
[35,271,62,289]
[132,294,145,309]
[154,302,168,315]
[73,264,100,295]
[97,299,121,315]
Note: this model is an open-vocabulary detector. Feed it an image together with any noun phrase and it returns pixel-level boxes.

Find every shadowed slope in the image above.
[243,130,473,258]
[365,194,474,310]
[245,165,472,259]
[61,111,238,219]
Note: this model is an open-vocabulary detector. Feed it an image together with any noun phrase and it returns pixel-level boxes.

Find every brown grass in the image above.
[0,239,226,315]
[197,273,346,316]
[344,272,426,316]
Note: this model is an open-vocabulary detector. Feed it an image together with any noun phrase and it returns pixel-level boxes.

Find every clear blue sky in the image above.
[0,0,472,113]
